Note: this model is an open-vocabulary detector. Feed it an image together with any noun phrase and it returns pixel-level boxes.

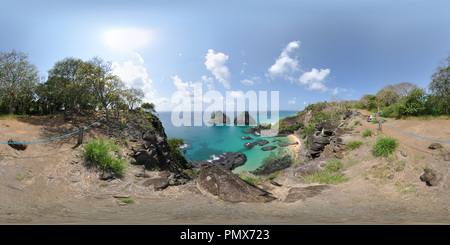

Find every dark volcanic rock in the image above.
[241,136,253,140]
[420,169,443,186]
[190,152,247,171]
[261,146,277,151]
[244,140,269,149]
[197,165,276,203]
[252,154,293,176]
[8,138,28,151]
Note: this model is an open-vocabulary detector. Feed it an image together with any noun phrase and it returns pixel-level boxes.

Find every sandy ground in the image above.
[0,113,449,225]
[287,134,302,160]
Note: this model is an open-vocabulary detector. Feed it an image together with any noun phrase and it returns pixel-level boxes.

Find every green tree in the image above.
[398,88,427,116]
[46,57,88,110]
[124,87,144,110]
[0,50,40,114]
[81,57,125,123]
[429,55,450,115]
[141,102,155,112]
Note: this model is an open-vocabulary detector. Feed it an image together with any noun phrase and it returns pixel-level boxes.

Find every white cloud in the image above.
[268,41,301,79]
[112,53,154,101]
[229,91,244,98]
[298,68,331,92]
[288,97,296,105]
[201,75,215,91]
[205,49,231,89]
[241,79,254,85]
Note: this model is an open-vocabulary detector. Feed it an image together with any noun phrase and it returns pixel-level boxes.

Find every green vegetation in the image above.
[167,138,188,165]
[302,159,349,184]
[362,129,373,138]
[0,50,146,117]
[372,136,399,157]
[16,173,26,181]
[83,138,127,176]
[239,172,263,185]
[117,197,135,204]
[355,55,450,117]
[346,140,363,150]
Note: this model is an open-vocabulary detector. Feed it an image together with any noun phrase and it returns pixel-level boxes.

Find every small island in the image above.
[234,111,256,126]
[209,110,230,125]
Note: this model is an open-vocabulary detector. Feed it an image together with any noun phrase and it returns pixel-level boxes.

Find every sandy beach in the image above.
[288,133,302,159]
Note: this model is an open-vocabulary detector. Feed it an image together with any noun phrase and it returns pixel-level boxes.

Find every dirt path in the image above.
[0,114,449,224]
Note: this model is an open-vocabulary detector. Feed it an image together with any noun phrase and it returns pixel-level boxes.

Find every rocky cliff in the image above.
[106,110,190,176]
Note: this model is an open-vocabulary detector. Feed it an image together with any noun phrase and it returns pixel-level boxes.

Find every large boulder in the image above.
[197,165,276,203]
[420,169,442,186]
[234,111,257,126]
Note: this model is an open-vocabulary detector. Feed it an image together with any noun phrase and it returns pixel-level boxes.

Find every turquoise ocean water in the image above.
[157,110,298,173]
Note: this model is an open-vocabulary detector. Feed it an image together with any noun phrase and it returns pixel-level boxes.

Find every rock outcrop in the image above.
[234,111,256,126]
[244,139,269,149]
[197,165,276,203]
[209,110,230,125]
[190,152,247,171]
[307,121,350,159]
[120,110,190,176]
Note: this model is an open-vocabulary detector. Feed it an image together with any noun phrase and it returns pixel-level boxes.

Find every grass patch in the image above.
[347,140,363,150]
[302,159,349,184]
[239,172,263,185]
[372,136,399,157]
[16,173,26,181]
[117,197,134,204]
[395,183,416,194]
[0,114,30,120]
[83,138,127,176]
[362,129,373,138]
[354,120,360,126]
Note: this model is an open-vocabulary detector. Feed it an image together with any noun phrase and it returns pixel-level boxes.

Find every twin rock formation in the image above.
[208,110,256,126]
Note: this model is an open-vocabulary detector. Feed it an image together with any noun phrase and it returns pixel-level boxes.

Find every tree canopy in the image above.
[0,50,151,116]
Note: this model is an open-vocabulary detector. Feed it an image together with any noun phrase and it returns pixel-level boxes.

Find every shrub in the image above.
[347,140,363,150]
[83,138,127,175]
[167,137,188,165]
[362,129,373,138]
[372,136,399,157]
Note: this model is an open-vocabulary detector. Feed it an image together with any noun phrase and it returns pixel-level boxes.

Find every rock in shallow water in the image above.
[190,152,247,171]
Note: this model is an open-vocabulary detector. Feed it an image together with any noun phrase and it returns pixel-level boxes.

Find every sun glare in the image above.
[104,28,154,51]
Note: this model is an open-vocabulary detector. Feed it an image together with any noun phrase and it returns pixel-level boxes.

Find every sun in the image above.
[103,27,154,51]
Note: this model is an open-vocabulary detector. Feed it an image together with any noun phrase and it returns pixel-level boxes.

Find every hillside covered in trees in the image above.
[354,55,449,118]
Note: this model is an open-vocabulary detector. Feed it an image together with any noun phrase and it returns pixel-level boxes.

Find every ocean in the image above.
[157,110,298,173]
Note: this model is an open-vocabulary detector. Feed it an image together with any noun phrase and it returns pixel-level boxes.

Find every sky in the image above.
[1,0,449,112]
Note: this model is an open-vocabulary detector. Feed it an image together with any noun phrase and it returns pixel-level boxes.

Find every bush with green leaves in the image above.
[372,136,399,157]
[83,138,127,175]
